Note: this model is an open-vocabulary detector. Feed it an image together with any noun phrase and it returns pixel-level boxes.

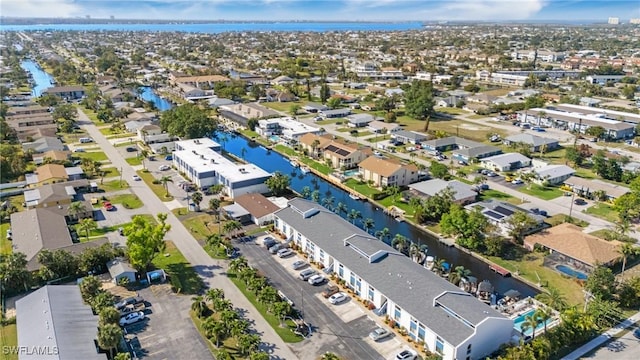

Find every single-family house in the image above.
[358,156,419,187]
[22,136,65,153]
[367,120,401,134]
[42,85,86,100]
[16,285,106,360]
[23,180,94,221]
[467,200,545,237]
[391,130,427,145]
[320,108,351,119]
[533,164,575,185]
[563,176,630,201]
[137,124,162,141]
[453,145,502,163]
[273,198,514,360]
[524,223,622,271]
[271,75,294,85]
[25,164,85,187]
[322,141,371,169]
[207,97,236,108]
[298,133,333,158]
[503,134,559,152]
[33,150,71,165]
[303,102,329,113]
[481,153,532,172]
[107,258,138,284]
[346,113,376,128]
[408,179,477,205]
[233,193,281,226]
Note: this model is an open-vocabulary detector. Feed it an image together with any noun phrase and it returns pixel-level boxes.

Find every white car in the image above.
[369,327,392,341]
[132,175,141,181]
[395,349,418,360]
[119,311,145,326]
[511,179,523,185]
[159,165,170,171]
[328,292,348,304]
[291,260,307,270]
[277,248,293,258]
[307,274,325,285]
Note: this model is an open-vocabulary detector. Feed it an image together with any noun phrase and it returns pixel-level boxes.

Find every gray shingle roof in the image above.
[409,179,476,202]
[482,153,531,168]
[275,198,507,346]
[16,285,105,360]
[10,208,72,263]
[504,134,559,148]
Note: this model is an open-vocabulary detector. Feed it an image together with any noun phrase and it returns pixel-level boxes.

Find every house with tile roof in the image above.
[358,156,419,187]
[25,164,85,187]
[233,193,282,225]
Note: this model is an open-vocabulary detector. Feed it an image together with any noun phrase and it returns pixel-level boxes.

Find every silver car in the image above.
[369,327,391,341]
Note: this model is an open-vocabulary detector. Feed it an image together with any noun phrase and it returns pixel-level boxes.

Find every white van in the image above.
[79,137,93,143]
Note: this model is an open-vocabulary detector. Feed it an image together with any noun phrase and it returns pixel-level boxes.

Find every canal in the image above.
[20,59,55,97]
[216,133,539,298]
[139,86,173,111]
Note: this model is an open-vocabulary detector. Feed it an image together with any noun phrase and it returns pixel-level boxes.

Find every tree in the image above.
[160,103,216,139]
[618,243,640,278]
[125,214,171,272]
[238,333,261,356]
[429,162,449,179]
[335,201,348,215]
[347,209,362,224]
[375,227,391,242]
[159,175,173,197]
[222,220,242,239]
[52,104,78,121]
[440,204,488,250]
[301,186,312,199]
[203,317,227,347]
[585,126,606,140]
[272,301,292,325]
[520,313,541,339]
[67,201,87,222]
[448,265,471,286]
[250,352,270,360]
[99,307,121,327]
[265,171,291,196]
[114,353,132,360]
[97,323,123,359]
[191,191,203,211]
[320,83,331,104]
[535,306,554,335]
[327,97,342,109]
[505,211,539,244]
[311,139,321,158]
[585,266,616,300]
[79,274,103,303]
[404,80,435,131]
[209,197,221,220]
[384,185,401,202]
[535,287,567,311]
[139,149,149,170]
[37,249,79,282]
[289,104,301,116]
[362,218,375,234]
[564,146,584,167]
[392,234,410,254]
[524,94,546,110]
[77,218,97,241]
[191,295,208,318]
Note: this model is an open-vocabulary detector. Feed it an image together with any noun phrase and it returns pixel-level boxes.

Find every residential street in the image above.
[76,109,299,360]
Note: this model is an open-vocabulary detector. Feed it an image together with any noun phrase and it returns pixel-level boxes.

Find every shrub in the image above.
[367,302,376,310]
[152,179,161,184]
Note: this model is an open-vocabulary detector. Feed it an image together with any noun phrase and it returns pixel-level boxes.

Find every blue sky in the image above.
[1,1,638,22]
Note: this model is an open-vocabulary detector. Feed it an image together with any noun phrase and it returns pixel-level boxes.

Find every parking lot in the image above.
[238,234,410,360]
[118,284,213,360]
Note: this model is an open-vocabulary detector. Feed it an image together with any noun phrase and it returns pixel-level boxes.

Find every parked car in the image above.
[118,227,124,236]
[299,268,317,281]
[307,274,325,285]
[369,327,392,341]
[269,244,283,254]
[486,171,497,177]
[103,201,115,211]
[458,160,468,166]
[6,229,12,240]
[119,311,145,326]
[119,303,145,317]
[126,147,137,152]
[574,198,587,205]
[634,327,640,339]
[291,260,307,270]
[395,349,418,360]
[159,164,170,171]
[115,296,144,310]
[74,148,85,153]
[263,237,277,248]
[165,155,173,160]
[277,248,293,258]
[328,292,348,305]
[511,179,523,185]
[132,175,141,181]
[322,285,339,298]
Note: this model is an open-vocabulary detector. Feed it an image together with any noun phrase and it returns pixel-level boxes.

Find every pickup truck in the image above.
[119,303,145,317]
[322,285,339,298]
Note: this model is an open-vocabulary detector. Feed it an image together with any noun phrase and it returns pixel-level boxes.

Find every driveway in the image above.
[123,284,213,360]
[239,234,406,360]
[76,109,299,360]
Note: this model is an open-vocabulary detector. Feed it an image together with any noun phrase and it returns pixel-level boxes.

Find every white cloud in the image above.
[413,0,548,21]
[1,0,83,18]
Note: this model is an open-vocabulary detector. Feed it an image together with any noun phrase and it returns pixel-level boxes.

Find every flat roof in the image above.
[258,117,321,136]
[523,108,634,131]
[554,104,640,123]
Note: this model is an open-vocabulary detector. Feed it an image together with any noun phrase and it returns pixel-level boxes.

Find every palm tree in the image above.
[209,198,221,220]
[374,227,391,242]
[335,202,348,215]
[67,201,87,222]
[311,190,320,203]
[77,218,97,240]
[322,353,341,360]
[522,313,541,339]
[240,147,247,160]
[229,319,249,338]
[203,317,226,347]
[114,353,132,360]
[618,243,640,278]
[362,218,375,234]
[159,175,173,197]
[301,186,312,199]
[191,295,208,318]
[191,191,203,211]
[238,333,261,356]
[409,242,421,263]
[433,258,447,275]
[448,265,471,286]
[311,139,321,158]
[535,287,567,311]
[139,149,149,170]
[321,196,335,211]
[97,323,123,359]
[223,220,242,239]
[535,306,554,335]
[392,234,409,254]
[347,209,362,224]
[385,185,401,202]
[206,233,223,255]
[229,256,248,273]
[205,288,225,304]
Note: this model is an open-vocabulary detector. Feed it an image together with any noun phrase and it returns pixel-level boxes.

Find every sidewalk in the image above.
[561,311,640,360]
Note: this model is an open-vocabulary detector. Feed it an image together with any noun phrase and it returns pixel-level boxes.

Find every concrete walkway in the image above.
[561,311,640,360]
[76,110,299,360]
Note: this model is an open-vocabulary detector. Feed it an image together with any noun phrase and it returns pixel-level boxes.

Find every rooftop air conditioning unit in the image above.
[210,159,215,163]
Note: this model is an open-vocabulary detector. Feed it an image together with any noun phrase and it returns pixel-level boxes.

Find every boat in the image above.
[459,276,478,294]
[394,216,404,222]
[424,256,435,271]
[476,280,494,304]
[349,193,361,200]
[489,264,511,277]
[290,160,299,167]
[300,166,310,174]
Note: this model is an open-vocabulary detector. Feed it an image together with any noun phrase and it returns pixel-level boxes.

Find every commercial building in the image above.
[273,198,514,360]
[16,285,105,360]
[172,138,271,198]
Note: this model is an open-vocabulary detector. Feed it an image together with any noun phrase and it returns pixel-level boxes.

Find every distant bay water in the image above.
[0,22,423,33]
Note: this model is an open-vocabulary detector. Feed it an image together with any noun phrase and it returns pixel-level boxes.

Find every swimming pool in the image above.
[344,169,360,177]
[269,135,281,142]
[513,309,553,336]
[555,264,588,280]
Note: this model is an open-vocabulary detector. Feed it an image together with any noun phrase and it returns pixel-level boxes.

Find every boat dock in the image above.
[489,264,512,277]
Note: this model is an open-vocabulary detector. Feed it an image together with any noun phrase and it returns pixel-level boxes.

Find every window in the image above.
[368,286,375,301]
[409,318,417,340]
[319,249,325,263]
[338,264,344,278]
[467,344,472,355]
[394,305,401,321]
[435,337,444,355]
[418,325,425,342]
[296,233,301,242]
[274,219,279,229]
[355,277,361,296]
[349,273,355,287]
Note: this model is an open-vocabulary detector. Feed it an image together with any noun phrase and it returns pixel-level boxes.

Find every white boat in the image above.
[300,166,310,174]
[349,193,360,200]
[424,256,435,271]
[290,160,299,167]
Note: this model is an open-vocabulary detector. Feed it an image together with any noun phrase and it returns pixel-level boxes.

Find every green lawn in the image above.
[589,229,614,239]
[262,101,303,113]
[366,135,390,143]
[126,157,143,166]
[182,213,219,241]
[542,148,568,165]
[316,119,343,125]
[109,194,143,209]
[227,272,303,343]
[75,151,108,162]
[436,107,468,115]
[4,195,25,212]
[518,184,564,200]
[239,129,260,139]
[75,223,120,241]
[584,203,619,223]
[78,107,101,124]
[396,116,505,143]
[136,170,174,201]
[172,207,189,217]
[99,179,129,192]
[299,157,333,175]
[377,196,416,218]
[152,241,203,295]
[114,141,139,148]
[546,214,588,227]
[344,178,383,198]
[479,189,523,205]
[273,144,297,157]
[487,252,585,306]
[1,222,12,254]
[101,167,120,178]
[0,323,18,360]
[467,114,488,120]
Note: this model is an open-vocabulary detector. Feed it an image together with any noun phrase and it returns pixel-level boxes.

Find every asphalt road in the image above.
[237,235,386,360]
[76,109,299,360]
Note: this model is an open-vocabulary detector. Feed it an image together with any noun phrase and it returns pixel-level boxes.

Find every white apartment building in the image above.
[274,198,514,360]
[256,117,322,141]
[172,138,271,198]
[608,17,620,25]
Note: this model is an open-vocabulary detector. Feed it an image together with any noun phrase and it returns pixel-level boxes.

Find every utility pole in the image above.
[119,167,123,187]
[301,287,304,318]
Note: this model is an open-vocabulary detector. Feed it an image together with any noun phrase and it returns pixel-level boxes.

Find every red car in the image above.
[103,201,115,211]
